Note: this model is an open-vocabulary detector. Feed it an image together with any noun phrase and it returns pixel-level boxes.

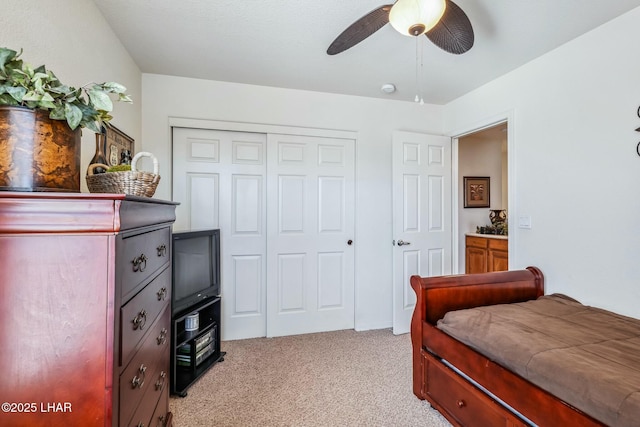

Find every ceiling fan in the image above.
[327,0,474,56]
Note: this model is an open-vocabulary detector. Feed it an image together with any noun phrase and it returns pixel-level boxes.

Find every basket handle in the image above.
[87,163,110,176]
[131,152,159,175]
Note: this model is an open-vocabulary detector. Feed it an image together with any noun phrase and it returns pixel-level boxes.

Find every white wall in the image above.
[141,74,444,331]
[445,6,640,318]
[1,0,141,191]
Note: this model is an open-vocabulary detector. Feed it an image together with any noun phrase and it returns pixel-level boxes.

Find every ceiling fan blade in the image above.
[327,4,394,55]
[425,0,474,54]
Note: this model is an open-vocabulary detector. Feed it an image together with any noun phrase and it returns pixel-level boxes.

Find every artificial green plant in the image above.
[0,47,132,133]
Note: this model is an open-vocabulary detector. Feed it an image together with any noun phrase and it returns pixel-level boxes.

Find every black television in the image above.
[171,229,221,316]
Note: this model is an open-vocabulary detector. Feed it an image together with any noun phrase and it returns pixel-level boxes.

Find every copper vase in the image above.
[0,106,81,192]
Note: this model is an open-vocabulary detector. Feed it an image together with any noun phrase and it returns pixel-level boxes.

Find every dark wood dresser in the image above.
[0,193,177,427]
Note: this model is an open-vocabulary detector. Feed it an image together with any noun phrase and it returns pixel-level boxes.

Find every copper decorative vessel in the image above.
[0,106,81,192]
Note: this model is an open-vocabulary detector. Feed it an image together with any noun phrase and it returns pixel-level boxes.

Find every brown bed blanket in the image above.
[437,294,640,427]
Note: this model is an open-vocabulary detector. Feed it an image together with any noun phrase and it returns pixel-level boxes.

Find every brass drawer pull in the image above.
[157,286,167,301]
[132,253,148,272]
[157,244,167,257]
[155,371,167,390]
[131,364,147,389]
[157,328,167,345]
[456,399,466,408]
[132,309,147,330]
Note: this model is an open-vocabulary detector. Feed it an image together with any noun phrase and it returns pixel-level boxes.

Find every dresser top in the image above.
[0,192,177,234]
[0,191,178,204]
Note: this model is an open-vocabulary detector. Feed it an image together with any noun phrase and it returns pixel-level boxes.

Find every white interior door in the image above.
[266,134,355,337]
[392,131,452,335]
[172,128,267,340]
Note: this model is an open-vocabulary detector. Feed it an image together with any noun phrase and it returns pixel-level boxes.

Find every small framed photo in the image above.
[463,176,490,208]
[103,124,134,167]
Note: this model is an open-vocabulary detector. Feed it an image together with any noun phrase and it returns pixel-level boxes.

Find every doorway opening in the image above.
[454,121,509,274]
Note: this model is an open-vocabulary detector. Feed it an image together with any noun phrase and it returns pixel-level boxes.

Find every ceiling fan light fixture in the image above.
[389,0,446,37]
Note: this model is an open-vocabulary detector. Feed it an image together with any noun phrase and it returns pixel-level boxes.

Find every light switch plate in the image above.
[518,215,532,229]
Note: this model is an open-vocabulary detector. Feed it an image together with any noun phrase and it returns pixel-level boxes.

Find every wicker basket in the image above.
[86,151,160,197]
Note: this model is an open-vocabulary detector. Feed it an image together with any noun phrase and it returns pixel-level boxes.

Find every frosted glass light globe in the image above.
[389,0,446,37]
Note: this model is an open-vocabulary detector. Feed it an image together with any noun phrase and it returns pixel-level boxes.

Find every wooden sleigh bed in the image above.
[410,267,640,427]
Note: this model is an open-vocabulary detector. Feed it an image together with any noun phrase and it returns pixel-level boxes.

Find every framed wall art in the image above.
[103,124,134,166]
[463,176,490,208]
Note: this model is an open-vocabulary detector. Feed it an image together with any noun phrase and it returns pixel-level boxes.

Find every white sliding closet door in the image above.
[173,127,356,340]
[173,128,267,340]
[266,134,355,337]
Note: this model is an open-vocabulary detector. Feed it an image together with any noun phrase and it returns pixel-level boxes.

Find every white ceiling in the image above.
[92,0,640,105]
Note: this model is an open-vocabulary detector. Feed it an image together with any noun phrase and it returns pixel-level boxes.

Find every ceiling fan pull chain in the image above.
[414,36,425,105]
[420,37,425,105]
[415,36,420,103]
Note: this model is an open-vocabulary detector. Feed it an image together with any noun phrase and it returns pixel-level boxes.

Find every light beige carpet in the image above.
[169,328,452,427]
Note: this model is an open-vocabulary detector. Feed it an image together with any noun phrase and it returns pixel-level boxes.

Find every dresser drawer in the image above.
[127,352,170,427]
[425,355,516,427]
[120,226,171,300]
[120,305,170,426]
[149,386,170,427]
[147,385,170,427]
[131,351,170,427]
[121,268,171,365]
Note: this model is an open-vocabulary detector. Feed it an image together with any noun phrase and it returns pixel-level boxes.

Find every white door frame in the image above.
[448,110,516,274]
[169,118,356,141]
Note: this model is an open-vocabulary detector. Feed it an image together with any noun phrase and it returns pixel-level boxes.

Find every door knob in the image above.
[396,240,411,246]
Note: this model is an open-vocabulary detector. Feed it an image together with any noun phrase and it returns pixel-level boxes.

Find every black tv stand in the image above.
[170,297,225,397]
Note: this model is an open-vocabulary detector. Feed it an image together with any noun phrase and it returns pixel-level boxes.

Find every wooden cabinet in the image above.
[465,234,508,274]
[0,193,176,426]
[488,239,509,272]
